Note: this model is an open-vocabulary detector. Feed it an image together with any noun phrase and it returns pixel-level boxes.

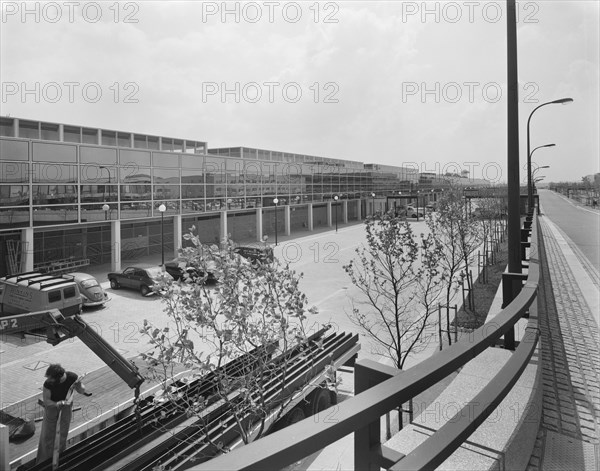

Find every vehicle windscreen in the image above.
[81,279,99,289]
[145,267,164,279]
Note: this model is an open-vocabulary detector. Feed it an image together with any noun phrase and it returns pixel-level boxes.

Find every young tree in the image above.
[343,214,443,370]
[139,229,321,457]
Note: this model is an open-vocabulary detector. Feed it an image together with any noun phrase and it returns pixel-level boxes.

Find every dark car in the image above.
[107,265,172,296]
[164,258,218,284]
[233,246,275,265]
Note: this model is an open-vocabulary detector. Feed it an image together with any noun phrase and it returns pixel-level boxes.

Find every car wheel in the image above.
[110,279,119,289]
[140,285,151,296]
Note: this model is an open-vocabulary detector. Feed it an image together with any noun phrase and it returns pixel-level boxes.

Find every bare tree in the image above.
[343,214,443,370]
[139,229,322,459]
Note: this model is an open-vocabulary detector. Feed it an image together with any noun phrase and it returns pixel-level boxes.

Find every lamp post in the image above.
[333,195,339,232]
[227,198,232,210]
[273,198,279,246]
[102,203,109,221]
[371,192,376,216]
[158,204,166,265]
[527,98,573,212]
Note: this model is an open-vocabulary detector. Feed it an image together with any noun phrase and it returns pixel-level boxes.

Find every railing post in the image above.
[354,360,401,471]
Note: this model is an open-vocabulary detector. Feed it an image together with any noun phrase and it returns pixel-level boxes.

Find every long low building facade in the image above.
[0,117,483,276]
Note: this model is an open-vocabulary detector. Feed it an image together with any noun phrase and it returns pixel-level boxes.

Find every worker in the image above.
[36,364,92,463]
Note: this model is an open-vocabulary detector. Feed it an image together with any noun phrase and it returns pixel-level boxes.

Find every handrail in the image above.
[192,215,541,471]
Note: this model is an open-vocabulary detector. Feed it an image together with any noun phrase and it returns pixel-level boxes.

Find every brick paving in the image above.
[527,217,600,470]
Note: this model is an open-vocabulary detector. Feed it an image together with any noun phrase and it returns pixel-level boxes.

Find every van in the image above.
[0,272,82,317]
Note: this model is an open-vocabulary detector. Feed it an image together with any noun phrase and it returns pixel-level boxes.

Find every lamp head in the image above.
[158,204,166,212]
[334,195,339,201]
[552,98,573,105]
[102,204,109,211]
[273,198,279,205]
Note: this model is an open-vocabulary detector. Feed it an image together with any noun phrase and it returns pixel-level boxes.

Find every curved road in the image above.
[539,189,600,272]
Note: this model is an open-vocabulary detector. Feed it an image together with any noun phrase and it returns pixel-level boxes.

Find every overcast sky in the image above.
[1,1,598,184]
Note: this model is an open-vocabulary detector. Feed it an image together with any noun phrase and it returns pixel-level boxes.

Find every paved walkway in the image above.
[527,216,600,470]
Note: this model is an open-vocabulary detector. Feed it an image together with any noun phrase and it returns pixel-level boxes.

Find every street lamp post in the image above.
[527,98,573,212]
[158,204,166,265]
[273,198,279,246]
[371,192,376,216]
[102,203,109,221]
[333,195,339,232]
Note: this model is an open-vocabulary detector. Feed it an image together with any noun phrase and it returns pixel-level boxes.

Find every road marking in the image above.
[23,360,49,371]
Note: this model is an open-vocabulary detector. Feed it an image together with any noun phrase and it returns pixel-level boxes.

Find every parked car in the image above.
[164,258,218,284]
[67,272,109,308]
[107,265,172,296]
[233,246,275,266]
[406,205,425,218]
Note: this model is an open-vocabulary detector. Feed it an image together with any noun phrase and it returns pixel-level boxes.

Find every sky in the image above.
[1,1,598,184]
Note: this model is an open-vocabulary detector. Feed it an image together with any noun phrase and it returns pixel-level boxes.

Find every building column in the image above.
[21,227,34,272]
[343,201,348,224]
[256,208,263,242]
[173,215,182,258]
[220,211,228,245]
[97,129,102,145]
[357,199,362,220]
[307,203,314,231]
[111,220,121,272]
[327,201,333,227]
[284,205,291,236]
[59,124,64,142]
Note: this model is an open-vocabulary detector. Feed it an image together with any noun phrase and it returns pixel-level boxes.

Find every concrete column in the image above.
[357,199,362,220]
[173,215,182,257]
[111,220,121,272]
[97,129,102,145]
[327,201,333,227]
[21,227,34,272]
[256,208,263,242]
[59,124,64,142]
[307,203,314,231]
[220,211,228,245]
[0,424,9,471]
[284,205,291,236]
[13,118,19,137]
[158,136,163,151]
[343,201,348,224]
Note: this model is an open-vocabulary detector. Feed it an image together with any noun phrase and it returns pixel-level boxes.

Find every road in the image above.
[539,189,600,272]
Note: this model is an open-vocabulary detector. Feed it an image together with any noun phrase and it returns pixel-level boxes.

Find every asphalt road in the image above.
[539,189,600,272]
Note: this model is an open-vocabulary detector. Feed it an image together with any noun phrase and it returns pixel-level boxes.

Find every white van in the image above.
[0,272,82,317]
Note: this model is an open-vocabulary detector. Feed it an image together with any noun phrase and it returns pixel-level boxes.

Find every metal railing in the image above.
[192,214,541,471]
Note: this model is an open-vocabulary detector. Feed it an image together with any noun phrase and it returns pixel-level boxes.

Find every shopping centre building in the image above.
[0,117,482,276]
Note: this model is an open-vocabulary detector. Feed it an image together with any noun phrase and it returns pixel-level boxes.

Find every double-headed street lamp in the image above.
[273,198,279,246]
[333,195,339,232]
[158,204,166,265]
[527,98,573,211]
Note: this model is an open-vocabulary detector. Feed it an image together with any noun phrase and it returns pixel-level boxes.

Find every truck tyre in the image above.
[306,388,336,417]
[110,279,119,289]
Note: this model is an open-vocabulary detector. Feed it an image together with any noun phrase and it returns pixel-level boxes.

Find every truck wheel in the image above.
[306,388,336,416]
[110,279,119,289]
[140,285,151,296]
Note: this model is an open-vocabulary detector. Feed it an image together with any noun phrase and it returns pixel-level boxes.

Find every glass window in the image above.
[182,200,205,213]
[121,167,151,184]
[32,142,76,163]
[0,139,29,161]
[0,207,30,228]
[33,205,78,226]
[147,136,159,150]
[173,139,183,152]
[205,184,226,198]
[41,123,60,141]
[48,290,62,303]
[0,185,29,206]
[153,168,179,184]
[120,202,151,220]
[81,203,116,222]
[152,152,180,168]
[19,120,40,139]
[0,162,29,182]
[63,286,77,298]
[80,185,117,203]
[64,126,81,143]
[0,118,14,137]
[82,128,98,144]
[134,134,147,149]
[121,185,151,201]
[102,130,117,146]
[119,149,151,167]
[161,138,173,151]
[80,146,117,165]
[80,164,115,184]
[181,154,204,169]
[182,185,205,199]
[32,163,77,183]
[32,185,78,205]
[181,169,204,183]
[153,185,180,200]
[117,132,131,147]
